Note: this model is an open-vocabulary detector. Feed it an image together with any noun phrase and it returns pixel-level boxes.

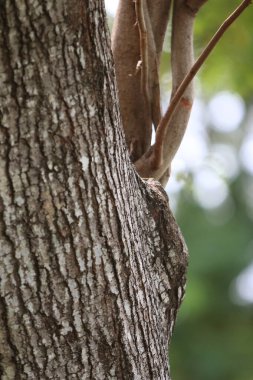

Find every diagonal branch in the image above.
[135,0,200,179]
[135,0,251,185]
[153,0,252,169]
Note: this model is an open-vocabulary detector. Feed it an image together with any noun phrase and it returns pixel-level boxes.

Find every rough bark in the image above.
[0,1,187,379]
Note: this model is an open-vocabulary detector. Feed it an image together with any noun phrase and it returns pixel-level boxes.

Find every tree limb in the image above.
[135,0,202,178]
[135,0,149,106]
[154,0,251,169]
[135,0,251,185]
[112,0,170,162]
[146,0,171,129]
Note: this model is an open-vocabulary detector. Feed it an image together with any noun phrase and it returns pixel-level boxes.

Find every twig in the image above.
[135,0,149,103]
[152,0,251,169]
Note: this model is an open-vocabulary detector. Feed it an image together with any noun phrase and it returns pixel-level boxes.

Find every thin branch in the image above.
[152,0,251,169]
[135,0,149,104]
[135,0,196,180]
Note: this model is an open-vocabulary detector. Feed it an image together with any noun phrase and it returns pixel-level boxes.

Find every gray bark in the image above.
[0,1,187,379]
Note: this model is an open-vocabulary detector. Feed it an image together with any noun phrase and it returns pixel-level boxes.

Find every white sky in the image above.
[104,0,119,16]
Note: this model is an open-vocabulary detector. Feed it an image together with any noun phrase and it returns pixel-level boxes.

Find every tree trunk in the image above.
[0,1,187,379]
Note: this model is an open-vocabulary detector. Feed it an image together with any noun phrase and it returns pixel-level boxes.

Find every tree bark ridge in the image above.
[0,1,187,379]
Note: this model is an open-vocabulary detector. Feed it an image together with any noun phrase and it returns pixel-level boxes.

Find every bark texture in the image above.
[0,1,187,379]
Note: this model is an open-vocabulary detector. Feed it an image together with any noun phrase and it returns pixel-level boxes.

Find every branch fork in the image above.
[112,0,251,187]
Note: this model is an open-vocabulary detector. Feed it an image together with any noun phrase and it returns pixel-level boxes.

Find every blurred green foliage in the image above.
[160,0,253,99]
[194,0,253,100]
[170,2,253,379]
[171,184,253,380]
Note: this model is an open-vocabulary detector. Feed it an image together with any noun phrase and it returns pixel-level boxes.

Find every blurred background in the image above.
[105,1,253,379]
